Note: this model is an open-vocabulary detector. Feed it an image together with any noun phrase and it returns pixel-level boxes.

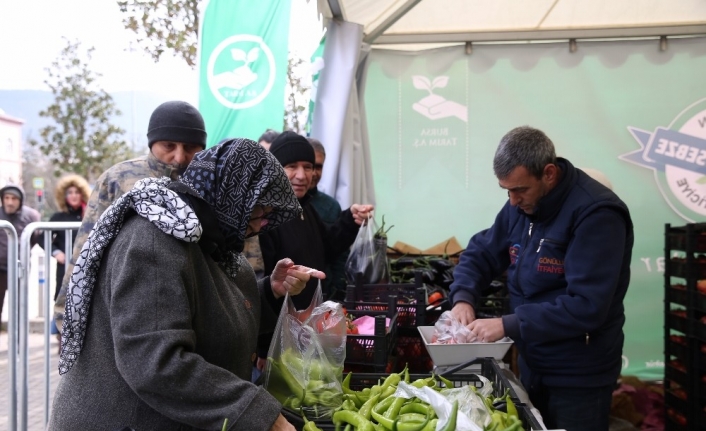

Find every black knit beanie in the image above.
[269,131,315,166]
[147,101,207,149]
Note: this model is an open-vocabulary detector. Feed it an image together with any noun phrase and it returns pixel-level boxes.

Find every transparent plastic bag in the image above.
[263,282,346,420]
[432,310,477,344]
[344,216,389,284]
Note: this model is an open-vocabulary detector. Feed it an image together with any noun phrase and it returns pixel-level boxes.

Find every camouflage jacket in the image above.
[54,153,175,330]
[54,152,265,330]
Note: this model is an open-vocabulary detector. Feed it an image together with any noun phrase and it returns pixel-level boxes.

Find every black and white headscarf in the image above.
[59,138,301,375]
[179,137,301,251]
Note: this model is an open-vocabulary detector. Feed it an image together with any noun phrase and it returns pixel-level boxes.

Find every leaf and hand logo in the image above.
[207,34,276,110]
[411,76,467,122]
[620,98,706,222]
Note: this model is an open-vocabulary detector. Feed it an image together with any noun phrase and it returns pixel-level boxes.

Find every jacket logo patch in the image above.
[537,257,565,274]
[509,244,520,265]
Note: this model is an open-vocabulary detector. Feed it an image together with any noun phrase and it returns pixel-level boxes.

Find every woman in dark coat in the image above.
[50,138,323,431]
[49,174,90,300]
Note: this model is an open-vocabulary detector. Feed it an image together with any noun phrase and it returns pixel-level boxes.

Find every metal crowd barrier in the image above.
[18,221,81,431]
[1,220,19,431]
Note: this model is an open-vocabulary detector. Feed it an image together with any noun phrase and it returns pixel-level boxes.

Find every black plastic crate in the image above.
[392,329,434,374]
[344,308,398,373]
[345,283,440,328]
[284,358,542,431]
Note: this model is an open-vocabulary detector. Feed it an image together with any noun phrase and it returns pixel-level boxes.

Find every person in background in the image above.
[0,184,41,320]
[449,126,633,431]
[258,129,280,151]
[48,174,90,300]
[53,100,207,333]
[256,131,373,370]
[50,138,322,431]
[306,137,348,299]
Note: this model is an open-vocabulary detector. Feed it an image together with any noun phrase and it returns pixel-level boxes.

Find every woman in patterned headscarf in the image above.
[49,138,323,431]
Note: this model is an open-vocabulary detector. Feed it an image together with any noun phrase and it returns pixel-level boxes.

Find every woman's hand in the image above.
[269,414,296,431]
[270,258,326,299]
[350,204,374,225]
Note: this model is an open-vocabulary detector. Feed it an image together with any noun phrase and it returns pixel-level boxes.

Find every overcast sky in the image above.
[0,0,322,104]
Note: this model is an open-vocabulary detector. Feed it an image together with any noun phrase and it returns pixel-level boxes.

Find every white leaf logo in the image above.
[231,49,247,62]
[246,48,259,64]
[412,75,431,91]
[431,76,449,90]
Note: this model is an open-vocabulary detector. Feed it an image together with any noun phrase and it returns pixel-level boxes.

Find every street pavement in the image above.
[0,329,60,431]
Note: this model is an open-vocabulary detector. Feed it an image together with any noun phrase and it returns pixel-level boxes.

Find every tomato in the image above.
[428,292,444,305]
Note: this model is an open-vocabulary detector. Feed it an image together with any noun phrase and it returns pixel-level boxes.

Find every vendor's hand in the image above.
[270,258,326,299]
[54,251,66,265]
[256,356,267,371]
[350,204,374,225]
[269,414,296,431]
[451,301,476,326]
[468,317,505,343]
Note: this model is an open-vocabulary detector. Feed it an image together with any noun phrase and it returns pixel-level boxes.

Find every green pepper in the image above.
[440,400,458,431]
[399,403,435,418]
[372,409,431,431]
[302,413,324,431]
[437,375,454,389]
[380,372,401,392]
[380,385,397,400]
[372,395,396,415]
[491,412,506,429]
[397,413,427,423]
[411,377,435,389]
[359,394,380,420]
[505,395,518,419]
[341,399,358,411]
[342,372,355,395]
[499,416,523,431]
[332,410,376,431]
[384,397,406,419]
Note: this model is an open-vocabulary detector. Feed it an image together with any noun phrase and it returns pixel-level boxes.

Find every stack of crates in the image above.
[664,223,706,431]
[345,272,440,373]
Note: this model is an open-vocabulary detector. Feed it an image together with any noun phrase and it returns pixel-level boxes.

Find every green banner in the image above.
[198,0,291,147]
[305,36,326,135]
[364,38,706,380]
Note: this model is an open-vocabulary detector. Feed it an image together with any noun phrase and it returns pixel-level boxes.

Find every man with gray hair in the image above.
[449,126,633,431]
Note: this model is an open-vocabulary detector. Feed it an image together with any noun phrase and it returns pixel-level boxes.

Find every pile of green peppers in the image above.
[304,367,525,431]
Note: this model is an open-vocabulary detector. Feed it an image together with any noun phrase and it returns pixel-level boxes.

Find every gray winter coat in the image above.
[48,215,282,431]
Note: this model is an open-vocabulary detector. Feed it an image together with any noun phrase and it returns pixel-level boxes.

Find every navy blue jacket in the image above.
[450,158,633,388]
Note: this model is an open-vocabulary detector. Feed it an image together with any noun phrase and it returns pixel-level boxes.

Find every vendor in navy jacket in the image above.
[450,126,633,431]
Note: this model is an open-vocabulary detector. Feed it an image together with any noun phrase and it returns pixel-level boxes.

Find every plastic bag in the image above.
[263,282,346,420]
[431,310,477,344]
[344,216,389,284]
[393,381,488,431]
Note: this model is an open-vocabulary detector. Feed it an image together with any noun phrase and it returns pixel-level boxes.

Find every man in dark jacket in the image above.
[449,126,633,431]
[0,184,41,319]
[256,131,373,369]
[307,137,347,299]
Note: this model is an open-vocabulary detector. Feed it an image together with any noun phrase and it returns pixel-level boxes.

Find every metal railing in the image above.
[1,220,19,431]
[18,221,81,431]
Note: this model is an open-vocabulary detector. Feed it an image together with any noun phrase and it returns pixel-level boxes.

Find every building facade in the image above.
[0,109,24,187]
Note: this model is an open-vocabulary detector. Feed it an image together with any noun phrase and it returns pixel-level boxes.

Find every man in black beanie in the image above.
[255,131,374,371]
[54,100,207,333]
